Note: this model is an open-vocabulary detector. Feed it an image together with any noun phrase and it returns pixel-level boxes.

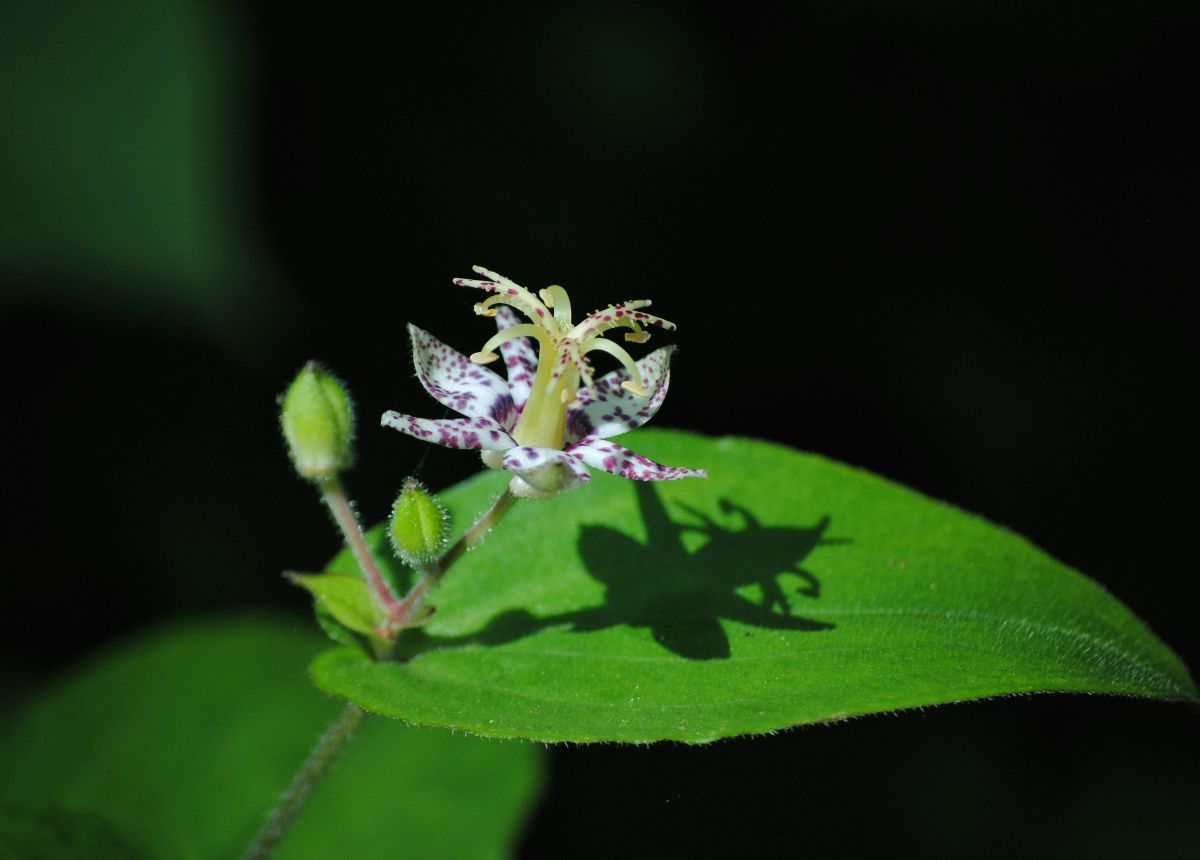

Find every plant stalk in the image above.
[391,488,519,628]
[319,476,403,617]
[241,703,366,860]
[245,487,520,857]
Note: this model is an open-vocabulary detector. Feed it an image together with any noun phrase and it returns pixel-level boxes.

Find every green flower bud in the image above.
[280,361,355,479]
[389,478,450,567]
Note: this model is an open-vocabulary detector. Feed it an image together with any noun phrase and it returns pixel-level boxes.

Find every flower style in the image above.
[381,266,707,498]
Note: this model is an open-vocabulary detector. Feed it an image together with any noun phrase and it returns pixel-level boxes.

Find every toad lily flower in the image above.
[381,266,707,499]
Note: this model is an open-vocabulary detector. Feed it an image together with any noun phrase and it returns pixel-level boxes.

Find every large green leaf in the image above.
[0,615,543,859]
[0,805,146,859]
[312,429,1197,744]
[0,0,279,347]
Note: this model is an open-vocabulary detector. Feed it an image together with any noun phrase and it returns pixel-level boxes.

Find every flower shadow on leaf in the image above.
[419,483,847,661]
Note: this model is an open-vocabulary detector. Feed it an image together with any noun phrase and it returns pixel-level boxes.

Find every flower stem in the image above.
[391,489,518,627]
[246,488,519,858]
[241,703,366,860]
[319,476,403,618]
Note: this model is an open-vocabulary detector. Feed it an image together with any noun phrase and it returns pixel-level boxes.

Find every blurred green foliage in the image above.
[0,615,542,859]
[0,0,273,339]
[0,805,146,860]
[0,0,1195,856]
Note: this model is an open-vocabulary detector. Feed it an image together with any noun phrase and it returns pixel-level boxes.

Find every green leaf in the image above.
[0,0,273,338]
[287,572,383,637]
[0,805,146,860]
[0,615,543,859]
[313,599,373,654]
[312,429,1198,744]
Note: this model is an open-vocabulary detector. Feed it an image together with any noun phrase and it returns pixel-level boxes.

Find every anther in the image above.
[471,351,500,364]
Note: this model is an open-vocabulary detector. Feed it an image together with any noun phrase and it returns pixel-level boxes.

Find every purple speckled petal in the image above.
[566,435,707,482]
[566,346,674,443]
[409,324,515,428]
[494,306,539,415]
[381,412,516,451]
[500,445,591,495]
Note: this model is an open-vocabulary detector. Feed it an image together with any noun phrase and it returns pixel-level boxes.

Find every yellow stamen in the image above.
[543,285,573,327]
[459,269,672,447]
[477,323,556,358]
[585,337,647,396]
[477,292,554,326]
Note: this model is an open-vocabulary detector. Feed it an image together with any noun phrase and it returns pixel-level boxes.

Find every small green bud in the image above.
[389,478,450,567]
[280,361,355,479]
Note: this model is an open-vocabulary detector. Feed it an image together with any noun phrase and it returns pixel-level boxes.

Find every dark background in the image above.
[2,1,1196,857]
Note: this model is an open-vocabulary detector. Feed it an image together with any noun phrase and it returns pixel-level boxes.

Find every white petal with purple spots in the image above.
[501,445,591,496]
[567,435,708,482]
[566,346,674,442]
[409,324,515,428]
[494,306,538,415]
[381,412,515,451]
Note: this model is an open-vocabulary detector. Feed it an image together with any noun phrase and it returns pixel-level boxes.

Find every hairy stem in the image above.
[319,476,403,617]
[247,488,519,857]
[241,703,366,860]
[392,489,519,627]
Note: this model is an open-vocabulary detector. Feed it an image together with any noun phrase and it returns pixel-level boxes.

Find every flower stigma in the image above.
[457,266,676,453]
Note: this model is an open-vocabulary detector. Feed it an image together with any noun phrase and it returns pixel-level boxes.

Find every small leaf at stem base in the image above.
[286,573,384,638]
